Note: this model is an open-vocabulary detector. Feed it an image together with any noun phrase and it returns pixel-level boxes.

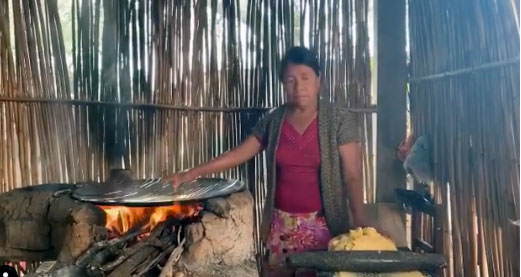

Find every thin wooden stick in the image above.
[158,237,186,277]
[0,97,378,113]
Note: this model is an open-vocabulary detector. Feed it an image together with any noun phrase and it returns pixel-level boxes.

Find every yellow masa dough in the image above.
[328,227,424,277]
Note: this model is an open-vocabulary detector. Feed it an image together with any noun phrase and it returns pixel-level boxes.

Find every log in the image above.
[106,245,159,277]
[85,245,123,277]
[97,237,163,272]
[106,220,177,277]
[286,251,446,272]
[134,243,177,276]
[158,238,186,277]
[106,235,174,277]
[25,265,87,277]
[76,224,146,267]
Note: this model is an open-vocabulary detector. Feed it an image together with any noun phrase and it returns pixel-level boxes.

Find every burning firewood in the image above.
[75,224,147,268]
[25,218,178,277]
[97,238,161,272]
[134,242,177,276]
[158,237,186,277]
[106,219,179,277]
[32,218,184,277]
[97,230,168,272]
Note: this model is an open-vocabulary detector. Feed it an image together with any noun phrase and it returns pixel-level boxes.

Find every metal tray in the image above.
[71,178,245,206]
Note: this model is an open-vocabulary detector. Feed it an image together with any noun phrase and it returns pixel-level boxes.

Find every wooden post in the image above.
[375,0,407,203]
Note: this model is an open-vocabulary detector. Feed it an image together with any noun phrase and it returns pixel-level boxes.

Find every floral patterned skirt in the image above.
[264,209,332,277]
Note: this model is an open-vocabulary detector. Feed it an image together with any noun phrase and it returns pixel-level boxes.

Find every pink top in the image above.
[272,118,323,213]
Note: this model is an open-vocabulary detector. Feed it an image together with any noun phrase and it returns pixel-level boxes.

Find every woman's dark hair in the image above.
[279,46,321,81]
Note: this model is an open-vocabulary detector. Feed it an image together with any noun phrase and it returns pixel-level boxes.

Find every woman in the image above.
[163,46,368,276]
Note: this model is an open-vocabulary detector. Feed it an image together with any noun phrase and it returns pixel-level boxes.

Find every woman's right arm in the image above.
[163,135,263,187]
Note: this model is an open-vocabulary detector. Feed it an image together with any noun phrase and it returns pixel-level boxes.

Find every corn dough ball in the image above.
[328,227,396,251]
[328,227,424,277]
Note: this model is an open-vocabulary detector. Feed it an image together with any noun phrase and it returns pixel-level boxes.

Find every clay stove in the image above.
[0,170,256,277]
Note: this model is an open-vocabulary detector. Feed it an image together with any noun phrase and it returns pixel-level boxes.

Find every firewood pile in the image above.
[30,219,185,277]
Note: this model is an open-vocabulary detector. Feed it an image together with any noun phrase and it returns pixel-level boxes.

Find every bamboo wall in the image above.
[408,0,520,276]
[0,0,374,269]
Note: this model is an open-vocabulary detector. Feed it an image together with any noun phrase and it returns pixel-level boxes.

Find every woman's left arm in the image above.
[338,142,368,228]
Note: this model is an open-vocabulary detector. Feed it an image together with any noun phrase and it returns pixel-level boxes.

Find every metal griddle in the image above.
[71,170,245,206]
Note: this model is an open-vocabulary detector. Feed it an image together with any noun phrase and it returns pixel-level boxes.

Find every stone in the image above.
[203,197,231,218]
[184,222,205,246]
[176,191,256,276]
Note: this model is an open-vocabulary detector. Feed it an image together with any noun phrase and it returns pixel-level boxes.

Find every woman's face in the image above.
[282,63,321,108]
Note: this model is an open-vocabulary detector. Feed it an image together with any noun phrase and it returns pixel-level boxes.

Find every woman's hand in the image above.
[162,170,198,188]
[163,136,262,188]
[352,215,370,230]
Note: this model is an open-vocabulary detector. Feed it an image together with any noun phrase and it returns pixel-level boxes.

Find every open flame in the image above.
[98,203,201,235]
